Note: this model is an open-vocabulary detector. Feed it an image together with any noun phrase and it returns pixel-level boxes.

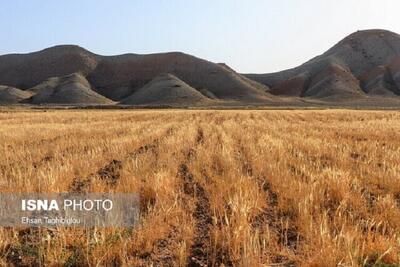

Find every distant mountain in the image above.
[0,45,271,105]
[1,30,400,107]
[0,45,98,90]
[245,29,400,99]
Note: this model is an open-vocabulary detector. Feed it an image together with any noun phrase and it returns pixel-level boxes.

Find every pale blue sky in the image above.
[1,0,399,73]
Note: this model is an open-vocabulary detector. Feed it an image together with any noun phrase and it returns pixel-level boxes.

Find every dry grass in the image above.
[0,109,399,266]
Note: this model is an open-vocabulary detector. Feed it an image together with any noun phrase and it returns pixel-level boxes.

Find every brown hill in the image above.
[359,65,400,96]
[0,86,34,104]
[303,63,364,99]
[245,29,400,99]
[2,30,400,106]
[0,46,271,103]
[120,73,211,106]
[88,52,271,101]
[26,73,113,105]
[0,45,98,89]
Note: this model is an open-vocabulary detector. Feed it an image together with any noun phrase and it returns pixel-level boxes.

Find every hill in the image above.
[0,86,34,104]
[121,73,212,106]
[26,73,114,105]
[0,46,271,103]
[88,52,271,101]
[1,30,400,106]
[0,45,98,90]
[245,29,400,99]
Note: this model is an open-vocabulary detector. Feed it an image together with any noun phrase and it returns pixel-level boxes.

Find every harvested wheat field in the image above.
[0,109,399,266]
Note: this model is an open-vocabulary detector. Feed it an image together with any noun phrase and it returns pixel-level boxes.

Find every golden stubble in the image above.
[0,109,399,266]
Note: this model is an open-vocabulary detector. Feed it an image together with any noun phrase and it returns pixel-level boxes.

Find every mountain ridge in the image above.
[1,29,400,107]
[244,29,400,99]
[0,45,272,104]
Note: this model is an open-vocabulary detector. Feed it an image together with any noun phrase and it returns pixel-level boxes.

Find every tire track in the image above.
[177,127,212,267]
[234,137,300,265]
[68,126,177,267]
[235,141,253,177]
[69,127,174,192]
[1,145,76,177]
[149,226,180,267]
[253,177,299,266]
[144,127,209,267]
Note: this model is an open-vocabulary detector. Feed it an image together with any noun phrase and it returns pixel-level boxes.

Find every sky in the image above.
[1,0,400,73]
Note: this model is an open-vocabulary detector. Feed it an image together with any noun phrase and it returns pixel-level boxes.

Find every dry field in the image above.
[0,109,399,267]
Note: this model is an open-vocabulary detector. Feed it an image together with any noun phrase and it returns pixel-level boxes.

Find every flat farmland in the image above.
[0,109,399,266]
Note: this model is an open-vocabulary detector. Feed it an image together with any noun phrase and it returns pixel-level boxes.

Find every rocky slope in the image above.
[121,73,212,106]
[0,46,271,105]
[0,86,34,104]
[26,73,114,105]
[245,29,400,99]
[1,30,400,106]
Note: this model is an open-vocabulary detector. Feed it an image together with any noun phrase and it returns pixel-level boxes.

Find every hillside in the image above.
[121,73,212,106]
[26,73,114,105]
[0,45,98,90]
[0,86,34,104]
[1,30,400,106]
[0,46,271,104]
[245,29,400,99]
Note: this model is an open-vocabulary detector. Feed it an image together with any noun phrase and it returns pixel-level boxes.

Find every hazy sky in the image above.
[1,0,400,73]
